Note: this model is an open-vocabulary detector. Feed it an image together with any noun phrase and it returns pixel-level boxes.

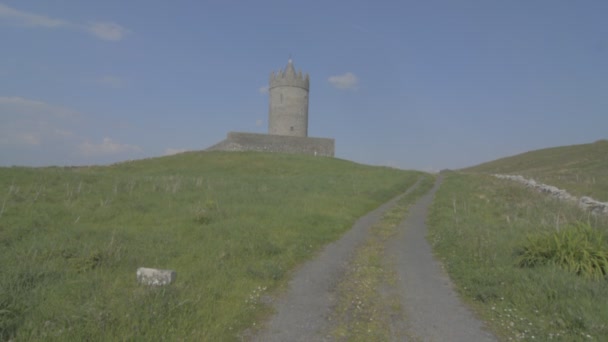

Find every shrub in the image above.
[517,222,608,280]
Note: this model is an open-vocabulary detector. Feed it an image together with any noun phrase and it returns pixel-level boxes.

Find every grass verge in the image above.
[0,151,423,341]
[428,172,608,341]
[329,174,435,341]
[463,140,608,201]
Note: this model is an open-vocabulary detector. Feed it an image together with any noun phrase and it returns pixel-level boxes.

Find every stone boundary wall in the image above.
[494,174,608,216]
[207,132,335,157]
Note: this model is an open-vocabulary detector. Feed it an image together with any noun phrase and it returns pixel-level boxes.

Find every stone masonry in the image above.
[494,174,608,216]
[207,132,334,157]
[207,59,335,157]
[268,59,310,137]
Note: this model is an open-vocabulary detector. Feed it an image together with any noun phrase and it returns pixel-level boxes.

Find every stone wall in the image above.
[207,132,334,157]
[269,86,309,137]
[494,174,608,216]
[268,59,310,137]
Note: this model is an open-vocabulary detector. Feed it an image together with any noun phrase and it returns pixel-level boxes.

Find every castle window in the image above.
[290,126,294,131]
[280,94,283,103]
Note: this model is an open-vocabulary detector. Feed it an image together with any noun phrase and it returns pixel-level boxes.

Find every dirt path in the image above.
[252,177,496,341]
[251,182,420,342]
[386,176,496,341]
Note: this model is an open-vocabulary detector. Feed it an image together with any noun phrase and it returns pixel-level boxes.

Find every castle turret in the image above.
[207,58,334,157]
[268,59,309,137]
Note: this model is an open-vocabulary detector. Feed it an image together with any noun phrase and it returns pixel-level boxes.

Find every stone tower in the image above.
[206,58,334,157]
[268,59,309,137]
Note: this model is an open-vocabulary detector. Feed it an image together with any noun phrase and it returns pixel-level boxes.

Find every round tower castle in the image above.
[268,59,309,137]
[207,58,334,157]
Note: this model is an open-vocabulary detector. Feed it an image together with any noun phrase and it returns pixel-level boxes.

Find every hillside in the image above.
[462,139,608,201]
[429,171,608,341]
[0,151,425,341]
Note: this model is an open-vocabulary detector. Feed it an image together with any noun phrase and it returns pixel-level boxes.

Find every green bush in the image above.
[517,222,608,280]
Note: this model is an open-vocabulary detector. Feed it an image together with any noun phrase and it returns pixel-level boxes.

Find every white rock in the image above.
[493,174,607,216]
[137,267,176,286]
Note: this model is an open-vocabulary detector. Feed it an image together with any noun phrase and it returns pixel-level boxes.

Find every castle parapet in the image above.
[207,132,334,157]
[269,59,309,90]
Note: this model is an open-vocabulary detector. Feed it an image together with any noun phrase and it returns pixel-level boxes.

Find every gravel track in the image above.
[387,175,496,341]
[252,183,420,342]
[252,176,497,341]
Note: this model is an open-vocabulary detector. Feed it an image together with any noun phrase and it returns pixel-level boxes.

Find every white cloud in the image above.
[79,138,142,157]
[328,72,358,90]
[87,22,129,41]
[0,3,68,28]
[0,3,128,41]
[0,96,79,118]
[10,133,40,146]
[255,119,263,127]
[258,85,269,94]
[97,75,125,88]
[164,148,188,156]
[0,96,143,165]
[0,96,80,147]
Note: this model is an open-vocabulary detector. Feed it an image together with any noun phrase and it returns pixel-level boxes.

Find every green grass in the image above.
[429,172,608,341]
[517,222,608,280]
[463,139,608,201]
[0,151,423,341]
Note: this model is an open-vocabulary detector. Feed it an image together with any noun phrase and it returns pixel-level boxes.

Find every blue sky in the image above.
[1,1,606,171]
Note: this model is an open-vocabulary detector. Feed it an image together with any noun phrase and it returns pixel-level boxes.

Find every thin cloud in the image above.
[79,138,142,157]
[0,3,68,28]
[0,96,79,118]
[258,85,269,94]
[87,22,129,41]
[5,133,40,146]
[0,96,79,147]
[351,24,371,34]
[328,72,358,90]
[0,3,128,41]
[97,75,125,88]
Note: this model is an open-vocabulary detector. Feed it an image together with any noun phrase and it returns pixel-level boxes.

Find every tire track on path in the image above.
[252,176,497,341]
[252,180,422,342]
[387,175,496,341]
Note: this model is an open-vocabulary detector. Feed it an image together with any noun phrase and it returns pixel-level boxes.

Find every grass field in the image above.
[463,140,608,201]
[429,172,608,341]
[0,151,423,341]
[4,141,606,341]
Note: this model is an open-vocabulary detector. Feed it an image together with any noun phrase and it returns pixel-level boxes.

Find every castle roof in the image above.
[285,59,296,77]
[270,59,309,90]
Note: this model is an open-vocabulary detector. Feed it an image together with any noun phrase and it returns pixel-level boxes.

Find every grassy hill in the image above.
[463,139,608,201]
[0,151,426,341]
[430,141,608,340]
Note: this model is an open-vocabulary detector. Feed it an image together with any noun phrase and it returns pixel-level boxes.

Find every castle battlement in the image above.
[269,59,309,90]
[206,58,334,157]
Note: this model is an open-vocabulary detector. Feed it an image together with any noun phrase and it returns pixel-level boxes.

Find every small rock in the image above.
[137,267,176,286]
